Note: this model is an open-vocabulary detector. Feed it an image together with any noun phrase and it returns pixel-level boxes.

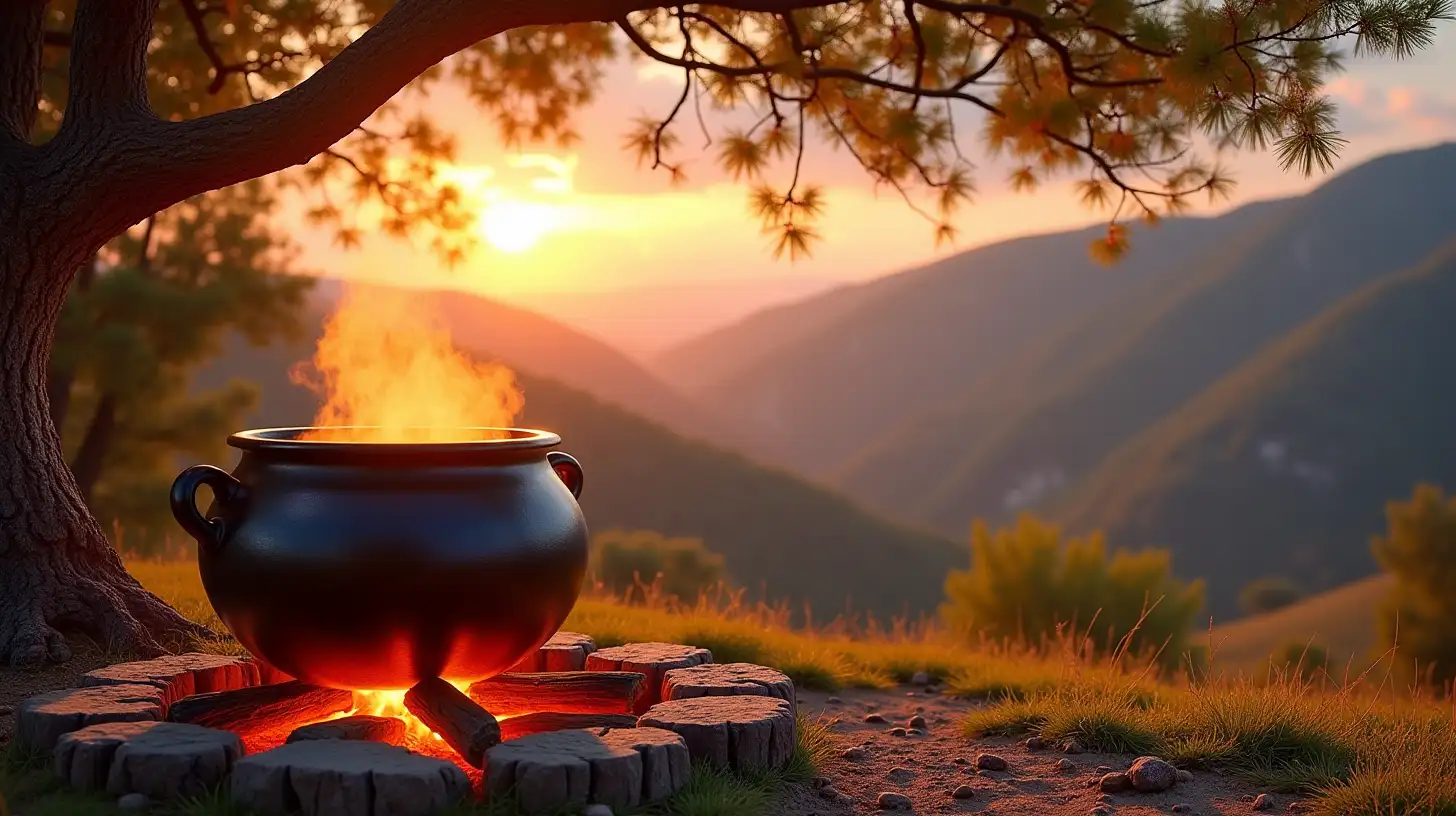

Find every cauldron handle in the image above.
[170,465,246,550]
[548,451,584,499]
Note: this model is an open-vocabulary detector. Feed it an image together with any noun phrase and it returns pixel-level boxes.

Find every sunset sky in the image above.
[288,22,1456,356]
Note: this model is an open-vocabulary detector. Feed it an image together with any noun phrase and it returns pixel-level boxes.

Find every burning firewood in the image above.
[498,712,638,741]
[165,681,352,734]
[404,677,501,766]
[467,671,645,717]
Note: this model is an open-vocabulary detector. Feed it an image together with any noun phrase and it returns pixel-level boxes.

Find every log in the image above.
[485,727,690,811]
[506,631,598,673]
[585,643,713,714]
[404,677,500,767]
[638,696,797,774]
[165,681,352,734]
[661,663,797,718]
[467,672,644,717]
[286,715,406,745]
[499,712,638,741]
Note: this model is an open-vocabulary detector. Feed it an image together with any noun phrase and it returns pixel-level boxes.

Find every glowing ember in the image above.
[290,284,524,442]
[344,683,477,744]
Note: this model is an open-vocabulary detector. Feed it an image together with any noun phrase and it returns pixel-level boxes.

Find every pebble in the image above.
[0,705,13,717]
[1129,756,1179,793]
[1099,772,1131,793]
[864,713,887,724]
[1287,804,1306,813]
[877,792,913,810]
[818,786,841,800]
[1254,793,1273,811]
[826,697,843,704]
[1172,805,1191,813]
[1097,765,1113,772]
[117,793,151,811]
[843,746,867,760]
[952,784,975,799]
[974,753,1008,771]
[1177,769,1195,784]
[812,776,833,789]
[908,715,927,729]
[905,692,917,698]
[910,671,932,686]
[1083,777,1102,788]
[1025,736,1046,751]
[888,767,912,777]
[888,727,908,737]
[907,728,924,736]
[1055,758,1076,772]
[1092,808,1112,816]
[1064,739,1085,754]
[583,806,614,816]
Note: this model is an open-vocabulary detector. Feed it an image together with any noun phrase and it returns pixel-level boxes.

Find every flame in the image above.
[347,686,469,744]
[291,284,524,442]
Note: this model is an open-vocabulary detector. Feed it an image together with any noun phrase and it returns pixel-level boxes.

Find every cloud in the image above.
[1327,79,1456,137]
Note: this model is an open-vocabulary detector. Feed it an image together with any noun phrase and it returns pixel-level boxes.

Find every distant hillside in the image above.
[1210,575,1391,675]
[307,279,725,444]
[656,203,1280,477]
[1053,241,1456,616]
[835,142,1456,543]
[194,312,962,619]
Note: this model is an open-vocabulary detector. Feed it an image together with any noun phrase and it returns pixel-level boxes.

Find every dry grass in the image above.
[122,557,1456,816]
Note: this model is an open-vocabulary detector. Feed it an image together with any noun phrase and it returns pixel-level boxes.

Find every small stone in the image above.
[1025,736,1046,751]
[583,805,614,816]
[1097,765,1113,772]
[818,786,840,800]
[865,713,887,723]
[1064,739,1085,754]
[888,766,911,777]
[812,775,833,789]
[908,715,927,729]
[0,705,14,716]
[1056,758,1076,772]
[1177,769,1194,783]
[1098,794,1115,805]
[974,753,1007,771]
[910,671,931,686]
[838,793,855,806]
[952,784,975,800]
[953,756,969,765]
[826,697,843,704]
[843,746,867,760]
[907,728,924,736]
[888,727,907,737]
[1083,777,1102,788]
[1254,793,1273,811]
[1100,772,1131,793]
[1173,805,1191,813]
[1129,756,1178,793]
[117,793,151,811]
[877,791,913,810]
[1092,808,1112,816]
[1287,804,1306,813]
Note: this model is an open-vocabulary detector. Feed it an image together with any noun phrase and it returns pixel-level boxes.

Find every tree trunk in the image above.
[0,225,209,668]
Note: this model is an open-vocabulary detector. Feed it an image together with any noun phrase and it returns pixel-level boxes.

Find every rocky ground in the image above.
[790,684,1301,816]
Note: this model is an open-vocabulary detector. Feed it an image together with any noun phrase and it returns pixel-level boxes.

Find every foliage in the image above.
[49,181,312,547]
[589,529,728,603]
[1372,484,1456,688]
[941,516,1204,665]
[1241,576,1305,616]
[1271,640,1331,684]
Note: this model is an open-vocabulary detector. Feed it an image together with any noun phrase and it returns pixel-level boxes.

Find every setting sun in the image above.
[479,199,560,254]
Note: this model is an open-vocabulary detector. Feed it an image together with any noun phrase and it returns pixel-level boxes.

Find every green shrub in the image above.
[1372,484,1456,687]
[1240,576,1304,615]
[589,529,727,603]
[940,515,1203,666]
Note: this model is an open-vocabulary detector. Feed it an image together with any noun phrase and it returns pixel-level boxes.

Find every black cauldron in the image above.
[169,427,587,690]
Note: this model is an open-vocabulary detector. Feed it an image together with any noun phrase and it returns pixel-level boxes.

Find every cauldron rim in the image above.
[227,426,561,457]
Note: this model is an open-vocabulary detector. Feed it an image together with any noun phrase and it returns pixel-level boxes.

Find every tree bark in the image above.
[0,223,210,668]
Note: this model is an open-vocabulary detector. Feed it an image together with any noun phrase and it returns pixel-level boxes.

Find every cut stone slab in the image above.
[230,740,471,816]
[507,631,598,673]
[485,726,690,812]
[81,654,257,710]
[286,715,406,745]
[16,684,165,752]
[52,720,242,800]
[638,695,796,774]
[661,662,797,718]
[585,642,713,714]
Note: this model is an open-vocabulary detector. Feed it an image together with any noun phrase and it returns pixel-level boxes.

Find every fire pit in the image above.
[168,427,588,691]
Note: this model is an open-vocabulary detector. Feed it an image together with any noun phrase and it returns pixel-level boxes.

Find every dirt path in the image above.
[795,685,1298,816]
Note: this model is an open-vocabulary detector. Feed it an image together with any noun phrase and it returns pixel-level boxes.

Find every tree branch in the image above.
[0,2,46,146]
[64,0,158,131]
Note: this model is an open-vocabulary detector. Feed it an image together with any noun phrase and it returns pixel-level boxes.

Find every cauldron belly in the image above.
[201,537,586,690]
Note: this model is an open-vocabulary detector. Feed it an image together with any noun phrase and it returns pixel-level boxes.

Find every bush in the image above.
[1239,576,1304,615]
[1371,484,1456,687]
[589,529,727,602]
[940,515,1203,666]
